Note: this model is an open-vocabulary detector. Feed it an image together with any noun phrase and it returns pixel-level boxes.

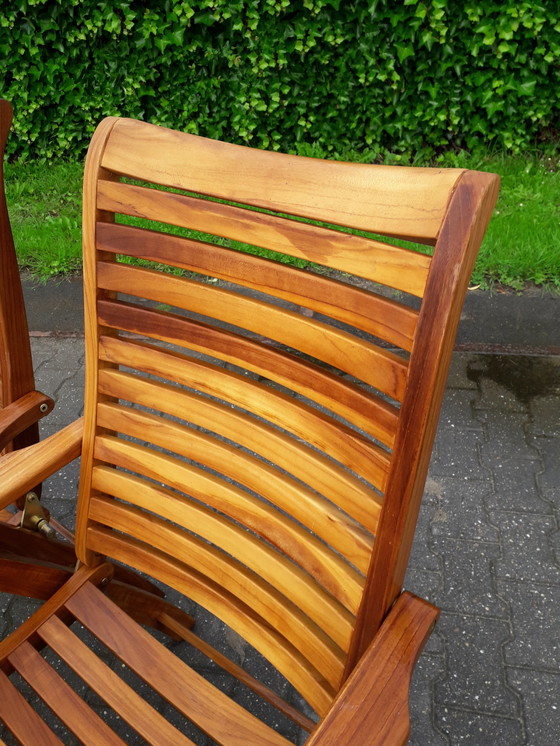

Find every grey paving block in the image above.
[435,613,520,717]
[435,707,524,745]
[409,653,449,746]
[432,537,509,618]
[429,426,485,479]
[497,579,560,670]
[428,476,498,543]
[490,510,560,584]
[534,436,560,505]
[508,668,560,746]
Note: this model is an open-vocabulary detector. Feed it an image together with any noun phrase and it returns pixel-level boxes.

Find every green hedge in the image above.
[1,1,558,160]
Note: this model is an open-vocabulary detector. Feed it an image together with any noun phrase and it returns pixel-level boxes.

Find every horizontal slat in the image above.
[64,583,294,745]
[0,669,64,745]
[93,462,363,613]
[94,417,373,573]
[97,183,431,300]
[100,118,462,242]
[97,370,383,531]
[89,493,348,676]
[86,528,336,715]
[8,642,126,746]
[99,334,392,476]
[96,220,420,346]
[97,261,408,402]
[98,299,399,447]
[38,614,196,745]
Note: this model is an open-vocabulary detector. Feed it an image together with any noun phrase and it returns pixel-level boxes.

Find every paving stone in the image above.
[534,436,560,506]
[435,613,520,717]
[435,707,524,745]
[497,579,560,670]
[432,537,508,618]
[508,668,560,746]
[530,392,560,437]
[428,476,498,543]
[409,653,449,746]
[490,510,560,584]
[429,426,484,478]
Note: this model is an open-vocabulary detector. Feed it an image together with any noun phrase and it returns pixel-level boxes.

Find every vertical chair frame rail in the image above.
[347,169,501,673]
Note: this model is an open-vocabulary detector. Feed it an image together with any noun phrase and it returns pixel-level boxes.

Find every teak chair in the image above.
[0,113,499,744]
[0,98,199,631]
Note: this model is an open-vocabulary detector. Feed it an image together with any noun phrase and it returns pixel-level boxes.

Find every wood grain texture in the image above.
[100,117,463,242]
[97,183,431,298]
[97,298,399,447]
[96,368,384,526]
[92,462,363,615]
[9,642,127,746]
[0,418,83,510]
[98,334,392,475]
[345,169,500,673]
[96,260,408,401]
[307,592,438,746]
[96,219,420,347]
[94,410,374,571]
[0,669,64,745]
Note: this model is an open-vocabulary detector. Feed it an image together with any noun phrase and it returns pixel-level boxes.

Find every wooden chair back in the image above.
[74,116,499,714]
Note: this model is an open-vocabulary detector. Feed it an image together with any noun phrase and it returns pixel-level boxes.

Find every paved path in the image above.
[1,337,559,744]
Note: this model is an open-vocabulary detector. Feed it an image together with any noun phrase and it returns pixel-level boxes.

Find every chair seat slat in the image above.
[0,669,64,746]
[8,642,127,746]
[85,530,336,715]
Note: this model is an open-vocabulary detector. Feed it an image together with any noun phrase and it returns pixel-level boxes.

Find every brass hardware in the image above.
[39,402,49,413]
[20,492,56,539]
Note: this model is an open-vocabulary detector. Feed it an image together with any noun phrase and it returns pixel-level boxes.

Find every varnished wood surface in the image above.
[101,117,463,242]
[0,419,83,510]
[0,114,499,743]
[0,391,54,452]
[307,592,438,746]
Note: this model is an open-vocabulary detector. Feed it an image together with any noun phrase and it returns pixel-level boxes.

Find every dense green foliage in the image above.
[1,1,559,160]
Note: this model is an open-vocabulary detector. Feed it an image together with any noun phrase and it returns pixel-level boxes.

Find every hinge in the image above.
[20,492,56,539]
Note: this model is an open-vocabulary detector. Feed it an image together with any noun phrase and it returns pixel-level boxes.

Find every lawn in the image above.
[4,150,560,291]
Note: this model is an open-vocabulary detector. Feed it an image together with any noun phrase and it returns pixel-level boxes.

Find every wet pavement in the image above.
[1,280,559,744]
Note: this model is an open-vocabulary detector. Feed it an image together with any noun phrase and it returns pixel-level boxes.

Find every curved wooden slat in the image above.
[87,527,337,715]
[0,670,64,746]
[89,493,348,677]
[97,183,431,300]
[93,462,363,613]
[93,420,373,574]
[97,261,408,402]
[98,334,391,482]
[96,370,383,531]
[100,117,463,242]
[97,299,399,447]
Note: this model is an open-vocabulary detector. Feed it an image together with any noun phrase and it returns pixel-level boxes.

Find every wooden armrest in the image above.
[307,592,439,746]
[0,419,83,510]
[0,391,55,452]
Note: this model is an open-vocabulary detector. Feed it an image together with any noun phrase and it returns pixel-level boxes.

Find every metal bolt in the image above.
[39,403,49,413]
